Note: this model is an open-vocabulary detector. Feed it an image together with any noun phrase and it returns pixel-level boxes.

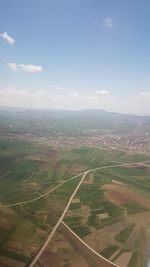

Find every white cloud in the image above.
[86,90,111,101]
[19,64,43,73]
[67,91,82,101]
[0,32,15,45]
[140,92,150,97]
[105,17,114,28]
[0,87,47,101]
[7,62,43,73]
[96,90,110,95]
[7,62,18,71]
[0,87,150,114]
[0,87,114,111]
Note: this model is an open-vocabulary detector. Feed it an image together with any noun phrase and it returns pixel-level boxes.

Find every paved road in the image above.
[28,160,150,267]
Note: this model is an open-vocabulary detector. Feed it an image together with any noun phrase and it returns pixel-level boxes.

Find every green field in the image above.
[0,140,150,266]
[100,245,119,258]
[115,223,136,244]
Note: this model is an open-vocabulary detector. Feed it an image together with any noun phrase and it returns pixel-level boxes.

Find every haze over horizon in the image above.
[1,0,150,114]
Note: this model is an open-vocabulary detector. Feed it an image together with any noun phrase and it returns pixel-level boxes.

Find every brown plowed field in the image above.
[103,183,150,209]
[0,255,25,267]
[38,250,62,267]
[106,189,130,205]
[114,252,132,267]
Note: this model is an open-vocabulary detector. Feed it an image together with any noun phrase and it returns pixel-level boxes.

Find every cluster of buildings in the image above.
[1,128,150,153]
[46,134,150,152]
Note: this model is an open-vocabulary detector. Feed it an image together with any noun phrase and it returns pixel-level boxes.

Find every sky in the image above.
[0,0,150,114]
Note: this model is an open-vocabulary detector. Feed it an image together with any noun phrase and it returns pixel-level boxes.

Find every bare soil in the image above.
[38,250,63,267]
[105,189,130,205]
[114,252,132,267]
[0,255,25,267]
[69,163,88,172]
[80,205,90,225]
[4,241,38,257]
[0,209,16,229]
[103,183,150,209]
[99,220,131,245]
[83,227,109,252]
[24,154,48,162]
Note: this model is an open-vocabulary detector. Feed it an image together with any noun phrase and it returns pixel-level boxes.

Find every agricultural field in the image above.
[0,140,86,266]
[0,140,150,266]
[63,153,150,267]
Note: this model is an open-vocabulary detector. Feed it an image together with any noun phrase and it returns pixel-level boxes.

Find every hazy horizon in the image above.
[1,104,150,117]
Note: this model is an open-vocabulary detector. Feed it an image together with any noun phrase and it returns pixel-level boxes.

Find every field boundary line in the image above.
[1,160,150,208]
[59,221,119,267]
[28,159,150,267]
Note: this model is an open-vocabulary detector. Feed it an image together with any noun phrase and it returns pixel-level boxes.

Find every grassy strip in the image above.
[127,252,138,267]
[0,248,30,264]
[100,245,119,259]
[71,225,91,237]
[64,216,81,227]
[115,223,135,244]
[0,228,11,247]
[123,202,149,214]
[102,167,150,193]
[70,202,81,210]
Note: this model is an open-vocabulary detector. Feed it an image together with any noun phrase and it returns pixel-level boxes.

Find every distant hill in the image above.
[0,107,150,135]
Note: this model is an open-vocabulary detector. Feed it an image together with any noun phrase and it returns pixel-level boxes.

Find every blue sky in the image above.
[0,0,150,114]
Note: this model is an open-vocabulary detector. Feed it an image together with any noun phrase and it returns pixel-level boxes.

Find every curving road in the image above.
[28,160,150,267]
[1,160,150,209]
[59,221,119,267]
[29,171,89,267]
[0,173,83,208]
